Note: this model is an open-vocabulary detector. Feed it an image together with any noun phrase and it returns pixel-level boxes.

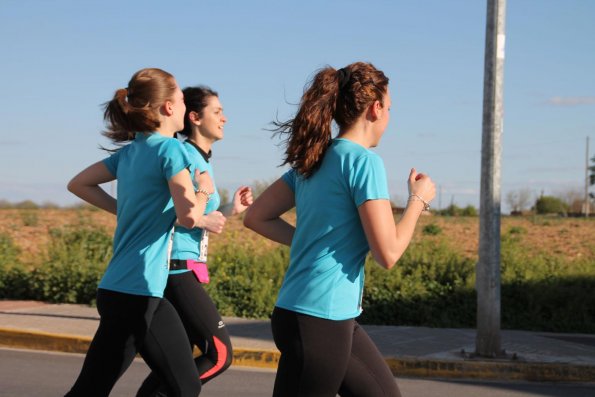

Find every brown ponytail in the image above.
[273,62,389,178]
[102,68,177,143]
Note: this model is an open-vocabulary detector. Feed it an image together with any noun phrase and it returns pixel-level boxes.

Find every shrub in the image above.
[422,223,442,236]
[535,196,568,215]
[437,204,461,216]
[14,200,39,209]
[205,243,288,318]
[28,262,103,303]
[45,225,113,267]
[0,234,25,298]
[436,204,477,217]
[0,266,32,300]
[461,205,478,217]
[497,233,595,332]
[0,225,111,304]
[361,239,476,327]
[38,225,111,303]
[507,226,526,235]
[0,233,20,269]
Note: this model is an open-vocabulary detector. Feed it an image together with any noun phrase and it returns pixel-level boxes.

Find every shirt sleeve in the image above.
[349,153,390,207]
[160,139,192,181]
[281,168,297,193]
[193,156,209,175]
[101,149,122,177]
[191,156,210,191]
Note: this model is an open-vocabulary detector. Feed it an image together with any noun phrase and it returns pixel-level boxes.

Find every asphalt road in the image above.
[1,348,594,397]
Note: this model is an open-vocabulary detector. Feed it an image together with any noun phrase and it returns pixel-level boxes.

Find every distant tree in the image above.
[560,189,585,214]
[461,205,478,217]
[534,196,568,215]
[438,204,461,216]
[505,188,532,213]
[41,201,61,209]
[436,204,477,217]
[14,200,38,209]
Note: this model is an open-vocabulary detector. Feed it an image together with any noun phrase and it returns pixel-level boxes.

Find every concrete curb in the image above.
[2,327,595,383]
[0,327,91,354]
[232,348,280,369]
[385,357,595,383]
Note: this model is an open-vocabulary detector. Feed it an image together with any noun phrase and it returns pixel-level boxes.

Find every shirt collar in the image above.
[185,139,212,163]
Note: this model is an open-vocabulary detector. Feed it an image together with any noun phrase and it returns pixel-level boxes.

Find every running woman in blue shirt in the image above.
[65,68,224,397]
[137,86,253,396]
[244,62,436,397]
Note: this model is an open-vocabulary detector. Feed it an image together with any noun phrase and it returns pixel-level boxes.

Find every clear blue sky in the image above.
[1,0,594,212]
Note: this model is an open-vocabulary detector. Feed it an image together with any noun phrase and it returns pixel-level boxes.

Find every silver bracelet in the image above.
[196,189,211,203]
[408,194,430,211]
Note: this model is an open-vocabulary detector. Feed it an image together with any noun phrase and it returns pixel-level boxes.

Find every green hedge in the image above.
[205,244,288,318]
[360,239,476,327]
[0,233,20,269]
[1,226,595,332]
[0,227,107,303]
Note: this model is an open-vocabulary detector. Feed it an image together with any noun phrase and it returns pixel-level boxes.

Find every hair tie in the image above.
[337,68,351,89]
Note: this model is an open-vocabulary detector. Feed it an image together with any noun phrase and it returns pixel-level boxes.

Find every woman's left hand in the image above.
[232,186,253,215]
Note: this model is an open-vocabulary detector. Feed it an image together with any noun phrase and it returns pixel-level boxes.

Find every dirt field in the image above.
[1,208,594,263]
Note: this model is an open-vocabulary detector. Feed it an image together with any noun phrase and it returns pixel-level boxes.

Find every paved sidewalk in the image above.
[1,300,595,382]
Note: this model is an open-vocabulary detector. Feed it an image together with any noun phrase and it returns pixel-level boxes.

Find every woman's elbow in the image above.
[67,178,81,196]
[243,207,256,230]
[376,258,396,270]
[372,250,399,270]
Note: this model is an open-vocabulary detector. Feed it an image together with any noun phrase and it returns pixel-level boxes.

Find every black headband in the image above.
[337,68,351,89]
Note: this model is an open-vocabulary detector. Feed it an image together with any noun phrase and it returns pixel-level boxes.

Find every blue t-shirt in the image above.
[277,138,390,320]
[100,132,191,297]
[170,141,221,264]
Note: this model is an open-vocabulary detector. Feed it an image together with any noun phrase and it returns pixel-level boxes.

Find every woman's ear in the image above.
[162,100,174,116]
[188,111,202,126]
[367,100,382,121]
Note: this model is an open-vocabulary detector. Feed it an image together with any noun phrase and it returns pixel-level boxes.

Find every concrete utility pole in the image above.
[585,136,590,217]
[476,0,506,358]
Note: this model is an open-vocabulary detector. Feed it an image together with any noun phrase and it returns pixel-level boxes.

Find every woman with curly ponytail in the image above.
[65,68,224,397]
[245,62,436,396]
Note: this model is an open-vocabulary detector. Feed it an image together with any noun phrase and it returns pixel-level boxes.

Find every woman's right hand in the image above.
[408,168,436,204]
[200,211,226,234]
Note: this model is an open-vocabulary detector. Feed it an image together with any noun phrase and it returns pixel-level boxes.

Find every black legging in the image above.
[271,307,402,397]
[65,289,201,397]
[137,271,233,396]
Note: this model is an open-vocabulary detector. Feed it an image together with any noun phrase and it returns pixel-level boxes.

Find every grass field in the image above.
[2,208,595,331]
[1,208,594,266]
